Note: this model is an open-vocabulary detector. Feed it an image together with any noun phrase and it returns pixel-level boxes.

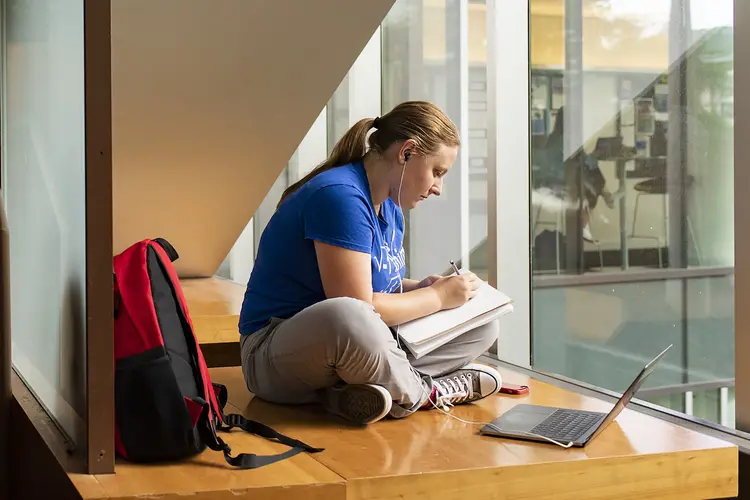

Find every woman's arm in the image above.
[372,288,442,326]
[315,241,441,325]
[400,279,421,293]
[314,241,475,326]
[401,275,444,293]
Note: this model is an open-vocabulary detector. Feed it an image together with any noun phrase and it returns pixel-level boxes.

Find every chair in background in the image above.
[532,200,604,273]
[629,175,701,267]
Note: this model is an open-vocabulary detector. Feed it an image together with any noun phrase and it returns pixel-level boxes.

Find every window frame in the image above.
[733,0,750,444]
[486,0,532,367]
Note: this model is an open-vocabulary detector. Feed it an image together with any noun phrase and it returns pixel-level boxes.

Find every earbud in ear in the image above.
[404,152,411,162]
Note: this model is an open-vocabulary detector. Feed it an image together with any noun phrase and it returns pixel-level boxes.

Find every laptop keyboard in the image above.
[529,409,604,442]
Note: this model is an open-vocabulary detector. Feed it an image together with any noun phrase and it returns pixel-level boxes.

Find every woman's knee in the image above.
[306,297,393,353]
[471,319,500,352]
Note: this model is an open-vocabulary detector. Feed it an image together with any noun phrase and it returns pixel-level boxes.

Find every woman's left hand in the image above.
[417,275,444,289]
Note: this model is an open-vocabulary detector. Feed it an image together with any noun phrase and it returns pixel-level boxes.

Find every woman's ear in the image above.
[398,139,417,164]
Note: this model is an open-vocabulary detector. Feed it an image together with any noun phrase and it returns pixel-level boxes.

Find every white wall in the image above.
[2,0,86,444]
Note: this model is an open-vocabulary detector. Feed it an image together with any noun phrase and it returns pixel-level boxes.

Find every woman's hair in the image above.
[277,100,460,208]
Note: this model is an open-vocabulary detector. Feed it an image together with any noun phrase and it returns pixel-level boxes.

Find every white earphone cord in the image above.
[392,155,572,450]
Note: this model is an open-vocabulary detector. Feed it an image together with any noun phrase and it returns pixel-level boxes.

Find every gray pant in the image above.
[240,297,499,418]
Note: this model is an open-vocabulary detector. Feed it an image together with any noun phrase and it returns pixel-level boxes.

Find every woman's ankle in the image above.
[419,385,438,409]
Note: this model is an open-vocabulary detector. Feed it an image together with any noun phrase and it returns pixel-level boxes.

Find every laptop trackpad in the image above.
[492,404,557,433]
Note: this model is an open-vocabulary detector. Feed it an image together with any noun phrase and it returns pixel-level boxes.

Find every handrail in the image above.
[533,266,734,288]
[636,379,735,398]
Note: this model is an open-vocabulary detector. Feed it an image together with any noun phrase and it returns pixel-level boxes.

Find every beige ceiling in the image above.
[111,0,395,277]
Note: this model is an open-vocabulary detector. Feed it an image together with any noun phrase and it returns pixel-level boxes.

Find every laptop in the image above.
[480,344,672,447]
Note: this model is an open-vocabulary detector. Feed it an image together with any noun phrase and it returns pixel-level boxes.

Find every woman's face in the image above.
[391,143,458,209]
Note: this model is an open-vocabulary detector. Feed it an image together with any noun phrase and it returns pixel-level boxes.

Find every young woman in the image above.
[239,101,502,425]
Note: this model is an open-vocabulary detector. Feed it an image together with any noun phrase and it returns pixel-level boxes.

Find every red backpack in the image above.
[112,237,322,468]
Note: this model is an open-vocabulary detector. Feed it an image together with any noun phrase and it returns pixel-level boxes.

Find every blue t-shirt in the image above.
[238,161,406,334]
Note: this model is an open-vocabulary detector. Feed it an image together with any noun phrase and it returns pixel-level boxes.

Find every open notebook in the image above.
[396,278,514,359]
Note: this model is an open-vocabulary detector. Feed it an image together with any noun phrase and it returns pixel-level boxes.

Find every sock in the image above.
[420,385,437,409]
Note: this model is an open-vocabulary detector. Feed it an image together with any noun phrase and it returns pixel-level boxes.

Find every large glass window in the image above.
[529,0,735,427]
[2,0,87,444]
[382,0,487,281]
[218,0,736,431]
[382,0,459,280]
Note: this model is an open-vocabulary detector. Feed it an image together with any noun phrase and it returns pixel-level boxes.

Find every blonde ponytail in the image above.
[278,117,374,208]
[277,101,460,209]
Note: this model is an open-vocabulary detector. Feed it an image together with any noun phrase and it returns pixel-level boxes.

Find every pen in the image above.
[450,260,461,275]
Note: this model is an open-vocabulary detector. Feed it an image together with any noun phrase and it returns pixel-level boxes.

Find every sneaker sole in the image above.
[337,385,392,425]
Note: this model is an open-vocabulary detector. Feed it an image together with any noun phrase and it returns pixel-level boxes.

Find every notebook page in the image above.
[397,280,512,345]
[402,303,514,359]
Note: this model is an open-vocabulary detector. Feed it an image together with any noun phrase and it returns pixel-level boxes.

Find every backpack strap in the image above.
[212,383,229,413]
[113,270,121,319]
[210,429,308,469]
[207,384,322,456]
[218,413,324,454]
[152,237,180,262]
[196,400,323,469]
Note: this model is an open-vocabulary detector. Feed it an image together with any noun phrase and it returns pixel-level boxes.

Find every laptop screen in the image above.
[589,344,673,440]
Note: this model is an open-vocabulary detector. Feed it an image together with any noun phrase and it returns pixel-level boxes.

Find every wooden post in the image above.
[0,192,11,499]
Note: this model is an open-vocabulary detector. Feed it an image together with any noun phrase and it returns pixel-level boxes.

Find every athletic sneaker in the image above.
[423,363,503,411]
[321,383,392,425]
[582,224,597,243]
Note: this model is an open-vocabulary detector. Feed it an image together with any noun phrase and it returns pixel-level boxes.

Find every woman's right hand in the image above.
[431,272,480,310]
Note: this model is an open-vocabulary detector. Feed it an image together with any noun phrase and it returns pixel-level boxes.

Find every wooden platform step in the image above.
[70,277,738,498]
[69,388,345,500]
[181,277,245,367]
[70,363,738,500]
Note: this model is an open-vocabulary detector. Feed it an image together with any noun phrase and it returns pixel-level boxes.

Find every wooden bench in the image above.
[69,392,345,500]
[181,277,246,367]
[68,277,738,499]
[216,366,737,500]
[70,364,738,499]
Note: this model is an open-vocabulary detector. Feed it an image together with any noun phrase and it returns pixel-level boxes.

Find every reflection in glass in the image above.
[382,0,489,280]
[533,275,734,426]
[529,0,734,429]
[530,0,734,274]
